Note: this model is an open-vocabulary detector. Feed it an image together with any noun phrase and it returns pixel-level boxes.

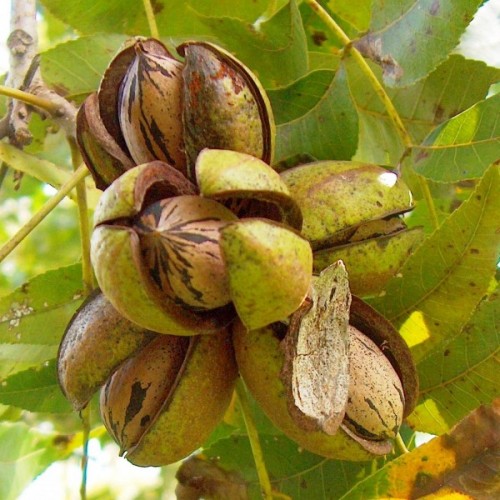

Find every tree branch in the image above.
[0,0,77,145]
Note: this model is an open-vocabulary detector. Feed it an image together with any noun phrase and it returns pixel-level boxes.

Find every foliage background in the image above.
[0,0,499,498]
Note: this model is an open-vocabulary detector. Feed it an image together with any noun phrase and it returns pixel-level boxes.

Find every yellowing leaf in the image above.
[341,401,500,499]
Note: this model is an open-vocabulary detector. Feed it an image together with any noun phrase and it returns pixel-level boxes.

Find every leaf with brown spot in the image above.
[341,401,500,499]
[356,0,483,87]
[368,163,500,364]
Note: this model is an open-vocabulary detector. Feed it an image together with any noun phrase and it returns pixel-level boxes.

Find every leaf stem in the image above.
[395,432,410,454]
[304,0,412,148]
[0,84,60,114]
[305,0,439,228]
[142,0,160,39]
[69,138,93,294]
[0,164,89,263]
[235,379,274,500]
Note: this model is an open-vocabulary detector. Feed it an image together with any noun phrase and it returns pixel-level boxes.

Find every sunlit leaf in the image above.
[408,291,500,434]
[41,35,127,103]
[412,93,500,182]
[341,402,500,499]
[268,64,358,163]
[368,163,500,362]
[357,0,482,87]
[0,421,87,500]
[0,345,56,374]
[0,359,71,413]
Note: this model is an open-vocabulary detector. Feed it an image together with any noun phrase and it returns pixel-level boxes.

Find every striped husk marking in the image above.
[119,41,186,173]
[134,195,237,311]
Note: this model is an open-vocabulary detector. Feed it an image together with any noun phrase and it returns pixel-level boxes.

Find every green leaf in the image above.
[269,64,358,163]
[205,433,374,499]
[347,55,500,165]
[39,0,151,35]
[0,421,72,500]
[0,344,56,370]
[412,93,500,182]
[408,291,500,434]
[41,35,127,103]
[0,265,83,375]
[0,359,71,413]
[200,0,309,88]
[358,0,482,87]
[368,163,500,362]
[327,0,372,32]
[188,0,286,21]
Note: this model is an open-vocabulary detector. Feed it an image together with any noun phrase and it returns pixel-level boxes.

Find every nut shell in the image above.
[118,39,186,173]
[233,320,392,460]
[344,326,405,441]
[57,291,156,411]
[101,329,237,467]
[179,42,275,178]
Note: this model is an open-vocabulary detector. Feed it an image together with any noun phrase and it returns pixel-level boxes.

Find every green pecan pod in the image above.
[77,38,275,188]
[91,151,312,334]
[281,161,424,297]
[233,263,418,460]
